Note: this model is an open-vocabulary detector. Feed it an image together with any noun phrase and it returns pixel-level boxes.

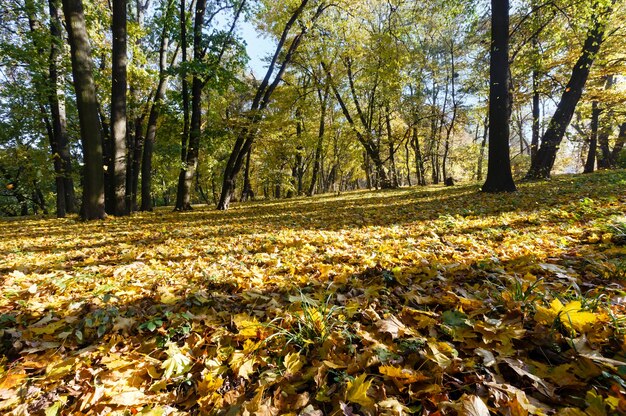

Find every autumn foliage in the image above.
[1,170,626,415]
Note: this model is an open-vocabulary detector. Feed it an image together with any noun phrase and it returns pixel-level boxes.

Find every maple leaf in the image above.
[161,343,192,379]
[345,374,374,408]
[284,352,305,375]
[534,299,598,333]
[378,398,410,415]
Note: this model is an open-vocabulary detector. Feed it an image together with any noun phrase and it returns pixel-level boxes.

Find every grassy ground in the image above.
[1,170,626,415]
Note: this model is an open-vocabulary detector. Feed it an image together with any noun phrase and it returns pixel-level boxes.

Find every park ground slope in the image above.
[1,170,626,415]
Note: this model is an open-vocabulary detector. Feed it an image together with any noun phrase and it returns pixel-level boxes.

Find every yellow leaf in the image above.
[238,358,256,380]
[149,379,168,392]
[0,372,26,391]
[161,343,192,379]
[378,398,410,415]
[284,352,305,375]
[29,319,66,335]
[46,357,75,381]
[379,365,429,384]
[233,313,263,338]
[323,360,346,369]
[535,299,597,332]
[555,409,587,416]
[44,396,67,416]
[108,389,150,406]
[559,301,597,332]
[198,373,224,395]
[79,384,105,411]
[427,341,454,369]
[346,374,373,408]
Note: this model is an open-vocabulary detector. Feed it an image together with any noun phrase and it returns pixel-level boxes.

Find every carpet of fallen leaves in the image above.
[2,171,626,416]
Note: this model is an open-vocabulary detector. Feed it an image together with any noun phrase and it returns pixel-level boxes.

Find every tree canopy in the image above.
[0,0,624,215]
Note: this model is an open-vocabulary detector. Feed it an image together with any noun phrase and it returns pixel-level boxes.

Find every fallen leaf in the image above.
[346,374,374,408]
[284,352,305,375]
[161,343,192,379]
[459,394,490,416]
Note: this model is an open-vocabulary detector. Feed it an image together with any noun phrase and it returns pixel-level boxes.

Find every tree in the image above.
[308,77,330,196]
[110,0,128,215]
[48,0,77,217]
[174,0,207,211]
[525,1,613,180]
[141,0,176,211]
[217,0,327,210]
[482,0,516,193]
[62,0,106,219]
[584,101,600,173]
[175,0,247,210]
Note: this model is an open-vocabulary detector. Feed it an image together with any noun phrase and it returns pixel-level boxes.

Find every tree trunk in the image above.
[308,82,329,196]
[525,2,610,179]
[110,0,128,215]
[62,0,105,219]
[597,75,615,169]
[404,138,412,187]
[293,145,304,196]
[141,7,172,211]
[129,109,146,211]
[218,0,323,210]
[531,66,540,165]
[324,61,392,190]
[240,147,253,201]
[428,80,439,185]
[48,0,76,216]
[584,101,599,173]
[442,41,457,182]
[434,75,448,185]
[363,152,372,189]
[175,0,191,210]
[175,0,206,210]
[32,180,48,215]
[288,109,304,198]
[482,0,516,193]
[385,105,398,187]
[412,126,426,186]
[477,114,488,182]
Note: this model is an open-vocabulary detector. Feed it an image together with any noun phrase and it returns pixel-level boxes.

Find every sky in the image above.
[239,20,276,77]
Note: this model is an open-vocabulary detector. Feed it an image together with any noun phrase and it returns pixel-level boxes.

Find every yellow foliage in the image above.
[1,171,626,414]
[534,299,599,333]
[345,374,374,408]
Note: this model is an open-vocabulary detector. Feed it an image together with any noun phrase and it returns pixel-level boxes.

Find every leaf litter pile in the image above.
[2,171,626,415]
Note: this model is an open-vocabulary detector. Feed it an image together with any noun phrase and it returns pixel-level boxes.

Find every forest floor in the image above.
[1,171,626,415]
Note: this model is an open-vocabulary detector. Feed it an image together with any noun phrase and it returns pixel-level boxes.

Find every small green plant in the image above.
[139,316,165,332]
[375,347,402,364]
[139,311,193,348]
[0,313,16,328]
[79,305,120,341]
[395,337,426,354]
[609,311,626,337]
[511,277,544,303]
[267,292,340,352]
